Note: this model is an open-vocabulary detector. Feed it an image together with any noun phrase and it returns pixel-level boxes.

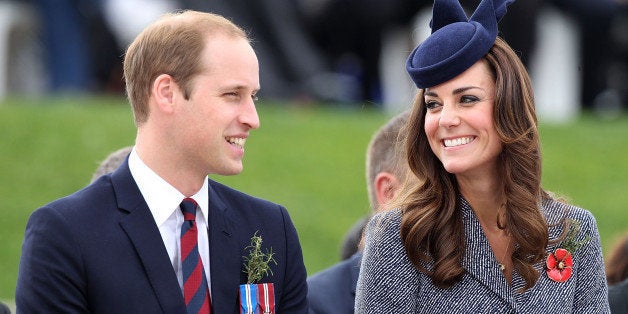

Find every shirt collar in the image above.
[128,147,209,226]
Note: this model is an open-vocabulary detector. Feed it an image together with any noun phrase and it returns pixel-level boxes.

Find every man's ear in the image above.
[151,74,177,114]
[374,172,401,211]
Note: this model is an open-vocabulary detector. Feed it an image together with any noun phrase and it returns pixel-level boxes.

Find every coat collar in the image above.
[459,196,520,307]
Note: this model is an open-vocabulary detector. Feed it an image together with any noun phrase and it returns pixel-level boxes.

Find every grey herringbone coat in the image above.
[355,197,610,313]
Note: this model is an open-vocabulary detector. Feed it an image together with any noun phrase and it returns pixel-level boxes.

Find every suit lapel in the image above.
[112,160,186,313]
[206,181,241,313]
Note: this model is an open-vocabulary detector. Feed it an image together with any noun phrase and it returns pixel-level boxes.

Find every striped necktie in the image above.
[180,198,211,313]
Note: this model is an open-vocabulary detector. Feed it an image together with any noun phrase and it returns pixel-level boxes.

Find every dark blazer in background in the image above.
[307,252,362,314]
[609,278,628,313]
[0,302,10,314]
[16,159,308,313]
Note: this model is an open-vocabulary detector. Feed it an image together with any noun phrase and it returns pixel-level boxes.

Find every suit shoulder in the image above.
[37,175,115,215]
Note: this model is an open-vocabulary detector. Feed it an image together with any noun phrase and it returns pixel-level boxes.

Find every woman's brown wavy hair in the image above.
[399,37,550,291]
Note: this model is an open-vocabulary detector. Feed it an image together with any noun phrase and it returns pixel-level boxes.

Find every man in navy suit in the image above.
[307,111,413,313]
[16,10,308,313]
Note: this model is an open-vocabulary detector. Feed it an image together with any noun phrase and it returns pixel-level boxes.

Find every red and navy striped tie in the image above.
[180,198,211,313]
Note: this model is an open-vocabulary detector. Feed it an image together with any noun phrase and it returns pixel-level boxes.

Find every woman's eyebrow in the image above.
[424,86,482,97]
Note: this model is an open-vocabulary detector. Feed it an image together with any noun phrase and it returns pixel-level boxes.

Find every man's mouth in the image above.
[226,137,246,149]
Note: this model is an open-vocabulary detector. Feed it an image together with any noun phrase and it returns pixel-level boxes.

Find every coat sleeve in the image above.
[572,210,610,312]
[354,210,418,313]
[276,205,309,313]
[16,206,90,313]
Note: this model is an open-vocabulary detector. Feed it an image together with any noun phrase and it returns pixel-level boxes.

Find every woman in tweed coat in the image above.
[355,0,610,312]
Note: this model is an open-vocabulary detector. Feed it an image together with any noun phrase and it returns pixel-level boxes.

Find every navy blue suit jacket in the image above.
[16,159,308,313]
[306,252,362,314]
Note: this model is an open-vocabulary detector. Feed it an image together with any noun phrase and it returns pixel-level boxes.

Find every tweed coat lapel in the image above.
[459,197,518,308]
[206,181,241,313]
[112,160,186,313]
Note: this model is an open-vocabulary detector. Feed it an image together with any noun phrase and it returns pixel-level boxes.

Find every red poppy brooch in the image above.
[546,248,573,282]
[545,219,590,283]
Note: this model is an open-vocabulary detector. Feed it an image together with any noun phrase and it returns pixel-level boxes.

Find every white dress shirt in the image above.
[128,148,211,293]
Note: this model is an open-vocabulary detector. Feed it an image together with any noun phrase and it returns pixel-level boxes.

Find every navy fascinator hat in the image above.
[406,0,514,89]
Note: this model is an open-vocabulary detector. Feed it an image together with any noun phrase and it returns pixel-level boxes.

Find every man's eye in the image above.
[223,92,239,98]
[252,95,259,102]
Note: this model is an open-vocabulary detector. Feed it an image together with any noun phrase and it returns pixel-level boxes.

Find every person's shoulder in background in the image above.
[0,301,11,314]
[307,252,362,314]
[91,146,133,182]
[608,277,628,313]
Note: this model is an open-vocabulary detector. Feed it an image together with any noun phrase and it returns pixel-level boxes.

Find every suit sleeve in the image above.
[572,211,611,312]
[16,206,90,313]
[276,205,309,313]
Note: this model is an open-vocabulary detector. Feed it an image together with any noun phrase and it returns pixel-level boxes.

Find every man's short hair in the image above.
[124,10,248,125]
[365,111,410,212]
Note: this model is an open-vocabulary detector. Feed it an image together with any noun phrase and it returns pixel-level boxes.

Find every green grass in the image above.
[1,96,626,300]
[539,116,628,252]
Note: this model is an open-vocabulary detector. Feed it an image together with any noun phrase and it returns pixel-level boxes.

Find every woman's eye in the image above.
[425,100,440,110]
[461,95,479,103]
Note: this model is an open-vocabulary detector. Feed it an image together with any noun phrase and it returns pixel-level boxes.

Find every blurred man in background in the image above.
[307,110,414,313]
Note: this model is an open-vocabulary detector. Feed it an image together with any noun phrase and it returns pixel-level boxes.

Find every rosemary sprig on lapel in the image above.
[560,219,590,253]
[243,231,277,284]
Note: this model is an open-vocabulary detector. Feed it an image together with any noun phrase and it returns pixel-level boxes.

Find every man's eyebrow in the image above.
[220,84,260,91]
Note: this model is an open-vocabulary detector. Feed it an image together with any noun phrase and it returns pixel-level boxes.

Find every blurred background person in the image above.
[307,110,415,314]
[547,0,628,113]
[176,0,362,103]
[27,0,124,93]
[338,216,368,262]
[296,0,428,105]
[609,277,628,313]
[607,234,628,313]
[4,0,626,112]
[606,234,628,285]
[0,301,9,314]
[296,0,627,114]
[90,146,133,182]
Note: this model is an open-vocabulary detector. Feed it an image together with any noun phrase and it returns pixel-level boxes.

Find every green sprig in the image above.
[243,231,277,284]
[560,219,590,253]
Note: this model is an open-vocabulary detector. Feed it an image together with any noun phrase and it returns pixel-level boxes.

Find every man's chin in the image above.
[215,165,243,176]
